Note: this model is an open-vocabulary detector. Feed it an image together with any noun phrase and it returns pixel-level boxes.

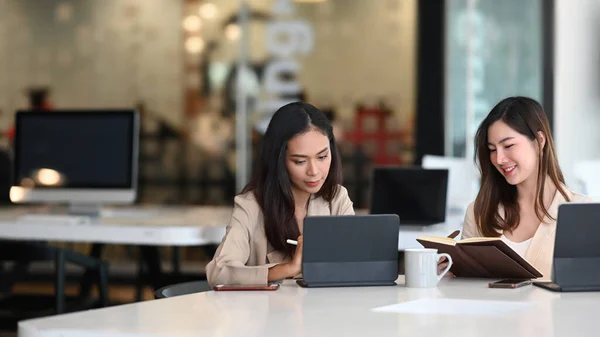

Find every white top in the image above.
[18,277,600,337]
[500,235,533,258]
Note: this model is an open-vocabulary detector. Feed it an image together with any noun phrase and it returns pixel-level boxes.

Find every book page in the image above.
[458,237,502,244]
[416,235,457,246]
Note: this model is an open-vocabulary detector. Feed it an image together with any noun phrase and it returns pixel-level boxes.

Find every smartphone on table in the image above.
[488,279,532,289]
[213,283,280,291]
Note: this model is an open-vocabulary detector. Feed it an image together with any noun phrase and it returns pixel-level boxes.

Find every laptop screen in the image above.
[553,203,600,287]
[369,167,448,225]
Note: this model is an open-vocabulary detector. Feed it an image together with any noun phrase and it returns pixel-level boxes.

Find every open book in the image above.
[416,235,542,279]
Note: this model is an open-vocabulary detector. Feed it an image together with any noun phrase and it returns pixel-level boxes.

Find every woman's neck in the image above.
[291,187,311,211]
[517,175,556,207]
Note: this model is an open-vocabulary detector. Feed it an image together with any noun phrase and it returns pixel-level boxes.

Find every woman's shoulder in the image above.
[570,191,594,202]
[322,185,354,215]
[235,190,258,204]
[461,200,481,238]
[332,184,350,200]
[466,200,475,213]
[329,185,352,205]
[231,191,262,229]
[464,200,479,220]
[564,187,594,203]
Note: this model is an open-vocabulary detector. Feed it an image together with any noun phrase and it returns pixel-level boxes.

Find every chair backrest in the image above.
[573,160,600,200]
[154,280,212,299]
[0,149,11,204]
[422,155,479,212]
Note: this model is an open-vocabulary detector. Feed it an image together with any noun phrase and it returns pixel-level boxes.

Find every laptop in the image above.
[297,214,400,288]
[534,203,600,292]
[369,167,448,226]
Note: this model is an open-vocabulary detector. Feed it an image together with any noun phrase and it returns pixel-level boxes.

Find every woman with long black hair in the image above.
[207,102,354,286]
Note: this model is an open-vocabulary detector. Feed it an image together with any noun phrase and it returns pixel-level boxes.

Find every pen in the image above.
[287,239,298,245]
[448,230,460,239]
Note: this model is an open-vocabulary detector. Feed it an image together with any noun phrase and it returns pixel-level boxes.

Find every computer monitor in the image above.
[10,110,139,215]
[369,167,448,226]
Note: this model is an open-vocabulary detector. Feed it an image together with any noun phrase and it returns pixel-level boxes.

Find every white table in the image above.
[0,205,235,313]
[0,206,463,249]
[0,205,232,246]
[18,277,598,337]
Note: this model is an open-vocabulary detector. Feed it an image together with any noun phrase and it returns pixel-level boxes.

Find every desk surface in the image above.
[0,206,463,247]
[0,205,232,246]
[18,277,598,337]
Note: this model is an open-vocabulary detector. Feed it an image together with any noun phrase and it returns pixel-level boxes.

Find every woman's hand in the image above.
[289,235,303,276]
[268,235,303,281]
[437,256,455,278]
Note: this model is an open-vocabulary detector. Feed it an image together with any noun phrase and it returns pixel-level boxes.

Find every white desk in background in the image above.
[18,277,598,337]
[0,205,236,315]
[0,205,235,307]
[0,205,232,246]
[0,206,463,249]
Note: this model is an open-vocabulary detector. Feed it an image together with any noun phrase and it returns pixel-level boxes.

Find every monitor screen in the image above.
[370,167,448,225]
[14,110,137,189]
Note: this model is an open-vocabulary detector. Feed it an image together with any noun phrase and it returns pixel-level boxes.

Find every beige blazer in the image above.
[206,185,354,286]
[461,186,593,280]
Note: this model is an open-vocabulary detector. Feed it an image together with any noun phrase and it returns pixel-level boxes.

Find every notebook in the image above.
[417,235,542,279]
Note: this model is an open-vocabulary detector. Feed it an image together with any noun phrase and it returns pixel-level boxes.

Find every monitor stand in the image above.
[68,203,102,217]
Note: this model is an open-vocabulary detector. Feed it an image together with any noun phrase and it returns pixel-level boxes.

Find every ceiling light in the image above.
[225,24,241,41]
[199,3,217,19]
[182,15,202,32]
[185,37,205,53]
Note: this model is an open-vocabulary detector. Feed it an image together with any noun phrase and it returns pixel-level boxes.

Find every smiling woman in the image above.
[457,96,593,280]
[206,102,355,287]
[472,96,567,238]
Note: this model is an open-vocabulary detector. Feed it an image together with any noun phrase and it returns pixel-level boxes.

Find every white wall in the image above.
[554,0,600,191]
[297,0,416,120]
[197,0,416,120]
[0,0,184,129]
[0,0,416,131]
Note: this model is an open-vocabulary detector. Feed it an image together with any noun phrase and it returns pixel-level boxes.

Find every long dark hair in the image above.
[474,96,569,237]
[243,102,343,257]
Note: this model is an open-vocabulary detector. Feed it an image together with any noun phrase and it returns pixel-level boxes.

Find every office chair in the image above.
[154,280,212,299]
[0,149,10,204]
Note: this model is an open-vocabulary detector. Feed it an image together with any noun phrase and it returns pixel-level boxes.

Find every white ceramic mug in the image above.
[404,248,453,288]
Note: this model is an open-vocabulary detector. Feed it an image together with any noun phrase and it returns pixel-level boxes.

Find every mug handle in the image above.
[436,253,453,282]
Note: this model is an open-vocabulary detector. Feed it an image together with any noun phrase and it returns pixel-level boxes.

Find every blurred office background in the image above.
[1,0,600,325]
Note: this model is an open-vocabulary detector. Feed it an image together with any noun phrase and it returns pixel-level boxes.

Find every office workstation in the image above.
[0,108,463,322]
[3,0,600,336]
[0,110,232,317]
[8,103,600,336]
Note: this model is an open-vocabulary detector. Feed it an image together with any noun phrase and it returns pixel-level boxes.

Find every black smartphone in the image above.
[488,279,532,289]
